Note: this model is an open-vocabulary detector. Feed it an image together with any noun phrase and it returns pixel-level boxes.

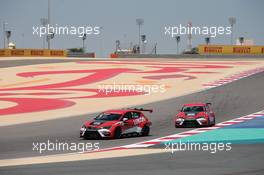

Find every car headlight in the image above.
[197,116,206,120]
[101,126,111,129]
[176,118,184,121]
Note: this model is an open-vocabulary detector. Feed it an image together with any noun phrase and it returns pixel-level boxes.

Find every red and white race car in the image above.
[174,103,216,127]
[80,108,152,139]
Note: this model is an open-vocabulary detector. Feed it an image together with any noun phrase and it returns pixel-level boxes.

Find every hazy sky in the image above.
[0,0,264,57]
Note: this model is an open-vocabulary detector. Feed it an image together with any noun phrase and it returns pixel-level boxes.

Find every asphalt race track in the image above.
[2,144,263,175]
[0,59,89,68]
[0,59,264,174]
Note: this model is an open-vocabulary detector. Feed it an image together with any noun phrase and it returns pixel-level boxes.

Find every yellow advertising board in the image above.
[199,45,264,55]
[0,49,67,57]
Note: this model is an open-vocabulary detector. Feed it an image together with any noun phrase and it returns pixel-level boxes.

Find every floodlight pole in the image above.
[6,31,11,46]
[47,0,51,49]
[82,33,87,52]
[229,17,236,45]
[40,18,48,49]
[138,25,140,50]
[3,22,8,48]
[205,37,210,45]
[175,36,180,54]
[136,18,144,54]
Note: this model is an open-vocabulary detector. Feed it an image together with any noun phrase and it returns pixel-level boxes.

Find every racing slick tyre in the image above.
[208,117,215,127]
[207,120,211,127]
[211,117,216,126]
[141,125,150,136]
[114,127,122,139]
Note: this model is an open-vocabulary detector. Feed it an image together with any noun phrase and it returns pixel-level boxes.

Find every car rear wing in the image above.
[206,102,212,105]
[131,108,153,113]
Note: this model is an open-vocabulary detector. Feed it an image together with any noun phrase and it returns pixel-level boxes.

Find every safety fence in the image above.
[199,45,264,55]
[0,49,67,57]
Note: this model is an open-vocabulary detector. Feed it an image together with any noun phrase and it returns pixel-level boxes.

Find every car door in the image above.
[122,112,135,134]
[131,112,146,133]
[132,112,143,126]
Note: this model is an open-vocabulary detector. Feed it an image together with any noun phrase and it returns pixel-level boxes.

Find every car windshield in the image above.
[182,106,204,112]
[95,113,122,121]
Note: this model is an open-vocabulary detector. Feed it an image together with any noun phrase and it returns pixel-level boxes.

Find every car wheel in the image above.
[114,127,122,139]
[141,125,150,136]
[208,117,215,127]
[212,117,216,126]
[207,119,211,127]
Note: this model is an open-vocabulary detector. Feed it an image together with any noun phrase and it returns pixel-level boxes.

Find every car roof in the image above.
[183,103,207,107]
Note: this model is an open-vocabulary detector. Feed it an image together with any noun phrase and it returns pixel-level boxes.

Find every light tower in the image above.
[82,33,87,52]
[228,17,236,45]
[47,0,51,49]
[175,36,180,54]
[40,18,48,49]
[6,31,11,46]
[2,22,8,48]
[136,18,144,53]
[187,21,192,51]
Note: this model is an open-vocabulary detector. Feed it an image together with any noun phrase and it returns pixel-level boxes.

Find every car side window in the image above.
[131,112,140,119]
[123,112,132,120]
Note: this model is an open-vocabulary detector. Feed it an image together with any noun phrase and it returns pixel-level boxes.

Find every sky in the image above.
[0,0,264,57]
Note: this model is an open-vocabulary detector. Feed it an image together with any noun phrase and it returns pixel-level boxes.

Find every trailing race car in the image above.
[80,108,152,139]
[174,103,216,128]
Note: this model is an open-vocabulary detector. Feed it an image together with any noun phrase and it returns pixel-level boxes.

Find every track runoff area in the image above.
[0,58,264,174]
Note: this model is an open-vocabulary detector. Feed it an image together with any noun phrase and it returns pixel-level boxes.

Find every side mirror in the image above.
[123,118,128,122]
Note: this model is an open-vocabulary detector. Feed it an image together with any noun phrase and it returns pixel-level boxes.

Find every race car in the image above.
[174,103,216,128]
[80,108,152,139]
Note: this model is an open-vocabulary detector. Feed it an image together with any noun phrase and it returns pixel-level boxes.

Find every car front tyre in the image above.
[114,127,122,139]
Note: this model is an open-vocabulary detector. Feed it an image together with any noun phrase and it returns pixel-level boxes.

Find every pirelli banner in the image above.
[199,45,264,55]
[0,49,67,57]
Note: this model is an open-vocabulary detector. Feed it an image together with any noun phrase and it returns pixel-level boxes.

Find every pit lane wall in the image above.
[199,45,264,55]
[0,49,67,57]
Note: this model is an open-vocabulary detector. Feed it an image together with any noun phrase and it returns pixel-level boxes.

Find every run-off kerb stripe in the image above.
[203,67,264,87]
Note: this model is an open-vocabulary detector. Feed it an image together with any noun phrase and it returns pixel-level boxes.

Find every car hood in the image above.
[84,120,118,128]
[177,111,206,118]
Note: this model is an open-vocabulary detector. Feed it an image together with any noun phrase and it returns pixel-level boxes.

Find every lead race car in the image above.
[80,108,153,139]
[174,103,216,127]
